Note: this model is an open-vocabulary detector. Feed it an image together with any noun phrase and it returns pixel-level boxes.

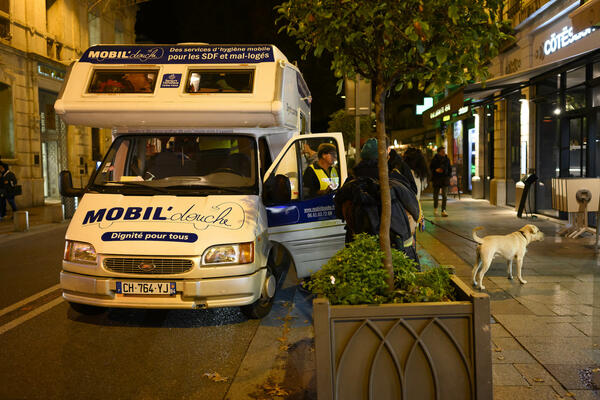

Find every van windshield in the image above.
[91,134,258,195]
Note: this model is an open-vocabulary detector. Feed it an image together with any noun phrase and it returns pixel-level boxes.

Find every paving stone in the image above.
[493,385,564,400]
[572,322,593,336]
[492,323,513,338]
[544,364,600,390]
[492,299,537,315]
[566,390,600,399]
[493,364,529,386]
[494,314,585,337]
[516,299,559,316]
[513,363,562,387]
[517,337,596,364]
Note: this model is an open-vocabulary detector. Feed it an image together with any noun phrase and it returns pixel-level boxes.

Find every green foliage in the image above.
[327,109,374,146]
[306,234,455,305]
[276,0,511,94]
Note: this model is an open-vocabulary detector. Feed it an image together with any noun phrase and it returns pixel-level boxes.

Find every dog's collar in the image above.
[518,231,528,240]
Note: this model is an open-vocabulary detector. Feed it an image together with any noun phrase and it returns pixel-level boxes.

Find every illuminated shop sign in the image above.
[429,104,450,119]
[543,26,596,56]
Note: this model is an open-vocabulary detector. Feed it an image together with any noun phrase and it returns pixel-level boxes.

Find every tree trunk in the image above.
[374,83,394,293]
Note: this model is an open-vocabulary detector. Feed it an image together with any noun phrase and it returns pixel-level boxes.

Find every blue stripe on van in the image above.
[80,45,275,64]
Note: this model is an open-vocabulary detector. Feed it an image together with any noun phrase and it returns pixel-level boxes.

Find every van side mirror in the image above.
[263,174,291,205]
[60,170,84,197]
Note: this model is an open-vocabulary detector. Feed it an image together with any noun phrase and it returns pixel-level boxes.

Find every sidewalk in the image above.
[416,194,600,400]
[0,202,69,241]
[228,194,600,399]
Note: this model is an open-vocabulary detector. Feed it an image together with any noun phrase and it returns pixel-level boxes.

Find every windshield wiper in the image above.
[164,184,250,194]
[103,181,171,194]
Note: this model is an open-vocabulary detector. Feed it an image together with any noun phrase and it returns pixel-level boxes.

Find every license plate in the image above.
[116,282,176,295]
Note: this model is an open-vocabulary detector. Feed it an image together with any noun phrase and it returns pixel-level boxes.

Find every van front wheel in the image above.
[241,270,276,319]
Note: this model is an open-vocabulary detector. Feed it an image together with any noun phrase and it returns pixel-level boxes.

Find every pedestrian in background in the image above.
[0,163,18,220]
[403,147,429,200]
[429,146,451,217]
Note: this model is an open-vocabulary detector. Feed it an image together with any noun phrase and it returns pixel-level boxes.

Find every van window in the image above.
[88,70,158,93]
[91,134,258,195]
[267,138,340,202]
[186,70,254,93]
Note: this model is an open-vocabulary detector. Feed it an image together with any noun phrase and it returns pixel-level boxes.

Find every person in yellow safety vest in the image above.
[302,142,339,198]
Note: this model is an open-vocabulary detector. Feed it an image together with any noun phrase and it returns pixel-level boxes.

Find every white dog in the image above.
[472,224,545,290]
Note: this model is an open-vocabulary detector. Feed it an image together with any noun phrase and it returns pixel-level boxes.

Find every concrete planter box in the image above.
[313,275,491,400]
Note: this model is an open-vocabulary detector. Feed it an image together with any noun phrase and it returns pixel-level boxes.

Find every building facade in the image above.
[462,0,600,218]
[0,0,135,210]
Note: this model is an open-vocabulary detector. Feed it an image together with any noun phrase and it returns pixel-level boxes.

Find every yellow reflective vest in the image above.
[309,164,339,191]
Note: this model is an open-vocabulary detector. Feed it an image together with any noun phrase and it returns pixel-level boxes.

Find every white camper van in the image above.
[54,44,347,318]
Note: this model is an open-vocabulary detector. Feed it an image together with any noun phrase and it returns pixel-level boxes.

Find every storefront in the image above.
[465,0,600,215]
[424,89,478,195]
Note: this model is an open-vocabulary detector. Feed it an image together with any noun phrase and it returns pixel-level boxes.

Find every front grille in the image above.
[104,258,194,274]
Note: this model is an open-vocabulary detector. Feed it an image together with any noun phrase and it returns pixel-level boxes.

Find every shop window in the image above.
[566,66,586,88]
[115,19,124,44]
[565,86,586,111]
[535,92,560,217]
[0,0,9,40]
[536,75,560,96]
[0,82,14,158]
[594,61,600,80]
[568,117,587,177]
[88,12,100,46]
[593,85,600,108]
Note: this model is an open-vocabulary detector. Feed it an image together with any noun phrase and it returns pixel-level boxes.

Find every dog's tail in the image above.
[472,226,484,244]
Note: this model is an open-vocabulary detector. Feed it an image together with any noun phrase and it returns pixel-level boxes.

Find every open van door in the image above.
[263,132,347,278]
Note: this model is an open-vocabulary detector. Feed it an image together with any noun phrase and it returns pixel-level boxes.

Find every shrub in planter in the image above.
[309,234,492,400]
[306,233,455,305]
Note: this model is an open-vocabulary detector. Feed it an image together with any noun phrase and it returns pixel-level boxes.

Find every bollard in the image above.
[14,211,29,232]
[50,203,65,223]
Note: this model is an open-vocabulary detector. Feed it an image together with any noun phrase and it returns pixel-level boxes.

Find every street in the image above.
[3,196,600,399]
[0,225,262,400]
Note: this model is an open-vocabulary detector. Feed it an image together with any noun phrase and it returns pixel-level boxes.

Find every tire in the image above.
[240,268,276,319]
[69,302,106,315]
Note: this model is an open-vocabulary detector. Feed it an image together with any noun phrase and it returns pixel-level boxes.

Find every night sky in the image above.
[135,0,344,132]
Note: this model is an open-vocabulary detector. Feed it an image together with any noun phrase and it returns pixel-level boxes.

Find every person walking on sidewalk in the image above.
[0,162,18,221]
[429,146,451,217]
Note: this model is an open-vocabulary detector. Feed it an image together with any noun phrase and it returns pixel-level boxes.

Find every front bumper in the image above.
[60,269,265,309]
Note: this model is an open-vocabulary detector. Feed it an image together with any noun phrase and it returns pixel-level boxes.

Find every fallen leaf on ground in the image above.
[203,372,228,382]
[592,368,600,373]
[532,378,544,382]
[263,383,289,397]
[497,355,505,360]
[493,347,502,352]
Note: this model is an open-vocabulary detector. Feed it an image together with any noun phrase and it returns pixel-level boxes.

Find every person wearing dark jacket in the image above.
[335,138,420,264]
[0,163,18,220]
[429,146,452,217]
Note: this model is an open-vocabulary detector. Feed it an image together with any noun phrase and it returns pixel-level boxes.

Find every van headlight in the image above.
[202,242,254,265]
[64,240,97,264]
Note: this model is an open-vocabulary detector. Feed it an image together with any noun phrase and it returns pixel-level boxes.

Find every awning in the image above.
[464,48,600,100]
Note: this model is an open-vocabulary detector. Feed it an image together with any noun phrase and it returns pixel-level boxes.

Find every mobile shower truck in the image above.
[55,44,346,318]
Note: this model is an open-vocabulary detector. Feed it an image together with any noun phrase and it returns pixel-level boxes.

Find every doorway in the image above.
[39,89,64,200]
[567,116,587,177]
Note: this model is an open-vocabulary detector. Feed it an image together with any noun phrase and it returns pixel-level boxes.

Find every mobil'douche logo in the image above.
[82,202,245,231]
